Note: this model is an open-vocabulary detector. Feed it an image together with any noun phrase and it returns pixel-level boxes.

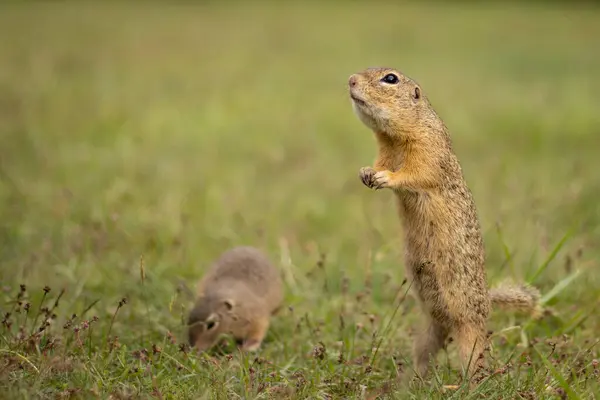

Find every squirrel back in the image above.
[197,246,283,309]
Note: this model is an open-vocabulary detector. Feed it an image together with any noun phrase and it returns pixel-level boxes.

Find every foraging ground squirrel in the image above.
[348,67,541,379]
[187,246,283,352]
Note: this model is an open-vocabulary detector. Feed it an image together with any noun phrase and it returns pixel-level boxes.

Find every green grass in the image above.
[1,1,600,398]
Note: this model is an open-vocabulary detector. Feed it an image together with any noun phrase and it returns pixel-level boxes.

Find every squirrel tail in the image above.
[489,281,543,318]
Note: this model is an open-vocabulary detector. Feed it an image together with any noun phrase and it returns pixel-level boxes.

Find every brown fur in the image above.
[187,246,283,352]
[348,67,541,380]
[489,280,542,318]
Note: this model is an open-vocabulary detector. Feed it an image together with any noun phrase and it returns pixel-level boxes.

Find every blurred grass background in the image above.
[1,1,599,398]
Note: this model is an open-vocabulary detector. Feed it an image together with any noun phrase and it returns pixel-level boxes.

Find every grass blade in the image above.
[495,222,516,275]
[528,231,571,284]
[560,300,598,335]
[540,269,583,305]
[533,346,580,400]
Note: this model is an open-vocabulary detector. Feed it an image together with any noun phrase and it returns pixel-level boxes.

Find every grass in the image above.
[1,1,600,398]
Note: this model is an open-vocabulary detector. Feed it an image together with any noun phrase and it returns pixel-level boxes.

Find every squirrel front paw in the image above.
[359,166,376,188]
[359,167,393,190]
[240,338,262,352]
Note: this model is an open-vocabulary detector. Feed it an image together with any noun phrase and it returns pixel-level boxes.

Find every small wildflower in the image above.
[38,320,50,333]
[2,312,11,328]
[166,331,176,345]
[109,336,120,352]
[17,285,26,300]
[341,276,349,295]
[312,342,326,360]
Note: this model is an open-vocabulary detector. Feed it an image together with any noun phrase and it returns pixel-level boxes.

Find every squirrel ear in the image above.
[206,313,218,323]
[413,86,421,100]
[223,299,234,311]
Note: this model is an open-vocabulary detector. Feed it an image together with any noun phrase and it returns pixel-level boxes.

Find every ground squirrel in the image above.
[348,67,541,379]
[187,246,283,352]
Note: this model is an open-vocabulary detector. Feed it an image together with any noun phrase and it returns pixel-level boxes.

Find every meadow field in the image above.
[1,1,599,398]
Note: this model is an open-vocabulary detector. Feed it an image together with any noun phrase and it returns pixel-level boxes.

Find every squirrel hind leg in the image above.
[413,321,448,378]
[454,322,488,381]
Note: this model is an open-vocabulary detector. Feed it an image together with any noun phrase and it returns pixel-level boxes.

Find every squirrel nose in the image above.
[348,74,358,88]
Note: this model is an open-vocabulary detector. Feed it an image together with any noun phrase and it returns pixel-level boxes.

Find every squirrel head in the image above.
[348,67,430,138]
[187,296,236,352]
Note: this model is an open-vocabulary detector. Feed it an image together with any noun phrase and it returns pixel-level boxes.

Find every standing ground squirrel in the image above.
[348,67,542,379]
[187,246,283,352]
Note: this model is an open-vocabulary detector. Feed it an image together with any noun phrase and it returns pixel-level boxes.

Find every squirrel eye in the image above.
[206,321,217,330]
[381,73,399,84]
